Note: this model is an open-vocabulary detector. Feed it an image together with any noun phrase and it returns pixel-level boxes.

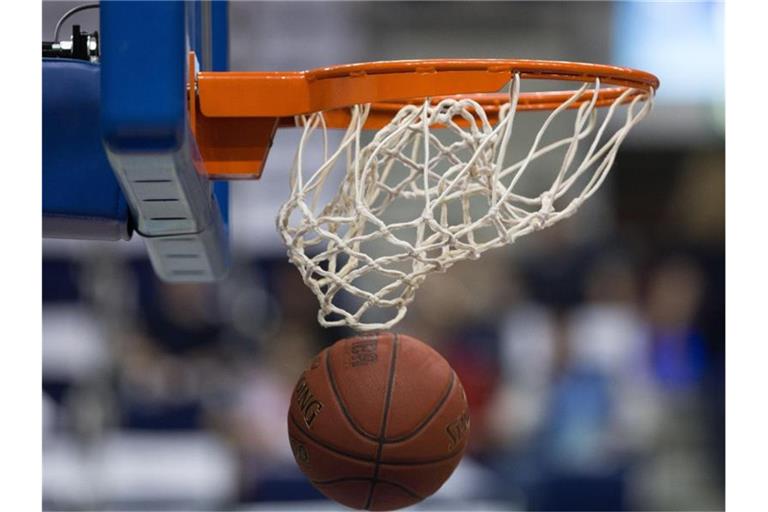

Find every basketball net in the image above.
[277,75,654,331]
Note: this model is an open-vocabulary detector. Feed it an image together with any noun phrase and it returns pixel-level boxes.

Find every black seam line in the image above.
[311,477,424,500]
[158,237,195,242]
[288,413,374,462]
[364,333,399,510]
[325,332,454,445]
[325,343,379,442]
[384,370,456,443]
[289,412,464,466]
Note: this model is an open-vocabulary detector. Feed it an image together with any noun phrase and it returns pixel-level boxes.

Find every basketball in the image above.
[287,332,470,510]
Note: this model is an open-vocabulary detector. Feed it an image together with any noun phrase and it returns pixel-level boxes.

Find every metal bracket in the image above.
[104,129,230,281]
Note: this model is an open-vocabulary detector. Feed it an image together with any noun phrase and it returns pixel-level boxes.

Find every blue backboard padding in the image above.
[100,1,187,152]
[99,0,229,228]
[210,1,229,72]
[43,59,130,238]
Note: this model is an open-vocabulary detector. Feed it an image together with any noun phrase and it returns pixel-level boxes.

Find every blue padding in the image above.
[210,1,229,72]
[100,1,187,152]
[43,59,131,240]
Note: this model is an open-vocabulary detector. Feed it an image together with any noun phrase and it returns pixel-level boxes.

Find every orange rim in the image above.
[197,58,659,118]
[192,56,658,179]
[277,88,652,130]
[304,59,658,89]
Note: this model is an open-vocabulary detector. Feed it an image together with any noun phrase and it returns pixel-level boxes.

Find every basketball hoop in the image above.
[195,58,658,331]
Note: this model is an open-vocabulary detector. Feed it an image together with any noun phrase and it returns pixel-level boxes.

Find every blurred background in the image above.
[42,1,724,510]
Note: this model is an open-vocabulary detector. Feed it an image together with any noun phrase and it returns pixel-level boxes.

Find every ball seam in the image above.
[364,333,399,510]
[289,413,466,465]
[325,339,380,442]
[325,338,459,445]
[311,477,424,500]
[384,370,456,443]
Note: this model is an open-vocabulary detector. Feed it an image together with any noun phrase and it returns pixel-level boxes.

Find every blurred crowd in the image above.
[43,147,724,511]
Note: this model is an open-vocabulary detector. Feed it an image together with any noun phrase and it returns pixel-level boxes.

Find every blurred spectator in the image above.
[646,257,707,392]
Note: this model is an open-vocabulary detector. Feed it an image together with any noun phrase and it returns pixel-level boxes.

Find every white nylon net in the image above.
[277,76,654,331]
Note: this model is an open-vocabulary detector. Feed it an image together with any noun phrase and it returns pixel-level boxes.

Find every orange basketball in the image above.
[287,332,470,511]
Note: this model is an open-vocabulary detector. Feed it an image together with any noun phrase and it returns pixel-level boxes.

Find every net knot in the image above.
[531,191,556,230]
[540,191,555,213]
